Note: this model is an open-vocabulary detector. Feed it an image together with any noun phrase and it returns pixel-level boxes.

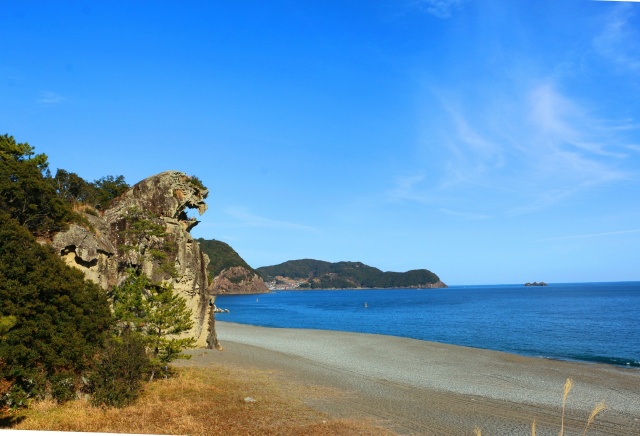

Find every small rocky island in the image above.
[524,282,548,286]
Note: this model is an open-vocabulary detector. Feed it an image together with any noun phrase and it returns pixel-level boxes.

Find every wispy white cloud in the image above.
[593,3,640,72]
[387,173,429,203]
[611,121,640,131]
[399,80,637,216]
[441,101,507,189]
[527,83,631,163]
[536,228,640,242]
[413,0,466,18]
[507,82,633,213]
[37,91,66,104]
[224,207,319,232]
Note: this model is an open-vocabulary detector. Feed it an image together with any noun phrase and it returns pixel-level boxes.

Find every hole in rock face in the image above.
[75,255,98,268]
[185,209,198,220]
[60,245,76,256]
[176,206,200,233]
[177,208,198,222]
[61,245,99,268]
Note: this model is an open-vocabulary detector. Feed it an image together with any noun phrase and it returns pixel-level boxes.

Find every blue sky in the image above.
[2,0,640,285]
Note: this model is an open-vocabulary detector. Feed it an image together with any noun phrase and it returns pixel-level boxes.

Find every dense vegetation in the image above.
[0,135,129,234]
[0,134,193,410]
[0,135,113,406]
[256,259,443,289]
[0,135,76,236]
[197,238,256,279]
[0,211,112,406]
[53,170,129,211]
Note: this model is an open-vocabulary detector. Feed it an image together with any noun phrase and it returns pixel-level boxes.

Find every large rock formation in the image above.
[52,171,213,347]
[212,266,269,295]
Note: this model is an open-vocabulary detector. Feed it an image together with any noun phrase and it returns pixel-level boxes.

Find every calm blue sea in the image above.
[215,282,640,368]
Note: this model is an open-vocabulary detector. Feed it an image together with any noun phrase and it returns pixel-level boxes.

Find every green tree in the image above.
[122,207,166,242]
[0,211,112,406]
[0,134,74,235]
[93,175,129,209]
[52,169,132,211]
[52,169,95,207]
[0,134,48,171]
[90,331,149,408]
[111,272,195,378]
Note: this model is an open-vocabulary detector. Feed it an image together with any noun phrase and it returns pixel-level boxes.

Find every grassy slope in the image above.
[8,366,394,436]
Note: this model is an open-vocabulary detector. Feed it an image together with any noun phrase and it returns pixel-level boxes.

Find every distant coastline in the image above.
[258,259,445,291]
[268,282,447,291]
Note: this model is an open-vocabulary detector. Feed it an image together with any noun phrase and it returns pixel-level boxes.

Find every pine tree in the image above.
[111,271,195,378]
[0,134,74,235]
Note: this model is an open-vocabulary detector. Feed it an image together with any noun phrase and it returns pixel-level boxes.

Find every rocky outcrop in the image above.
[212,266,269,295]
[103,171,207,226]
[197,238,269,295]
[52,171,213,347]
[53,215,118,289]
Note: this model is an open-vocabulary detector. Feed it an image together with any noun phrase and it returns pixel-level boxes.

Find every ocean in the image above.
[215,282,640,368]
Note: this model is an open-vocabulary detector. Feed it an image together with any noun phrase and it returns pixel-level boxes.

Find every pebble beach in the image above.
[180,321,640,435]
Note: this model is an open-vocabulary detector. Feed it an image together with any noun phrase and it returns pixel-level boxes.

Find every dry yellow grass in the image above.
[473,377,607,436]
[4,365,394,435]
[560,377,573,436]
[583,400,607,436]
[531,418,536,436]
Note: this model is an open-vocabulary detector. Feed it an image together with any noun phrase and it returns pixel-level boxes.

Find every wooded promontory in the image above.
[256,259,446,290]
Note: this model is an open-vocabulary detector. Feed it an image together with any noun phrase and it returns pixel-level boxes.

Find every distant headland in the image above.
[524,282,548,287]
[256,259,446,290]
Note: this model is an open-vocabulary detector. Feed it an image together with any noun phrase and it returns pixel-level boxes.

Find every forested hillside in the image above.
[256,259,445,289]
[197,238,256,278]
[197,238,269,294]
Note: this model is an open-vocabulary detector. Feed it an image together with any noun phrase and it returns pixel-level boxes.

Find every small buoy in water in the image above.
[364,302,368,308]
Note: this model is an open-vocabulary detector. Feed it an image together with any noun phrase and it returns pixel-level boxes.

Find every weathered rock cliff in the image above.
[212,266,269,295]
[52,171,213,347]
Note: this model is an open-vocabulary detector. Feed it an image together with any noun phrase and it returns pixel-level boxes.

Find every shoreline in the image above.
[237,284,447,293]
[179,321,640,435]
[210,319,638,370]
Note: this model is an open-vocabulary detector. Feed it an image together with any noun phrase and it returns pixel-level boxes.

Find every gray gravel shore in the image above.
[180,322,640,435]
